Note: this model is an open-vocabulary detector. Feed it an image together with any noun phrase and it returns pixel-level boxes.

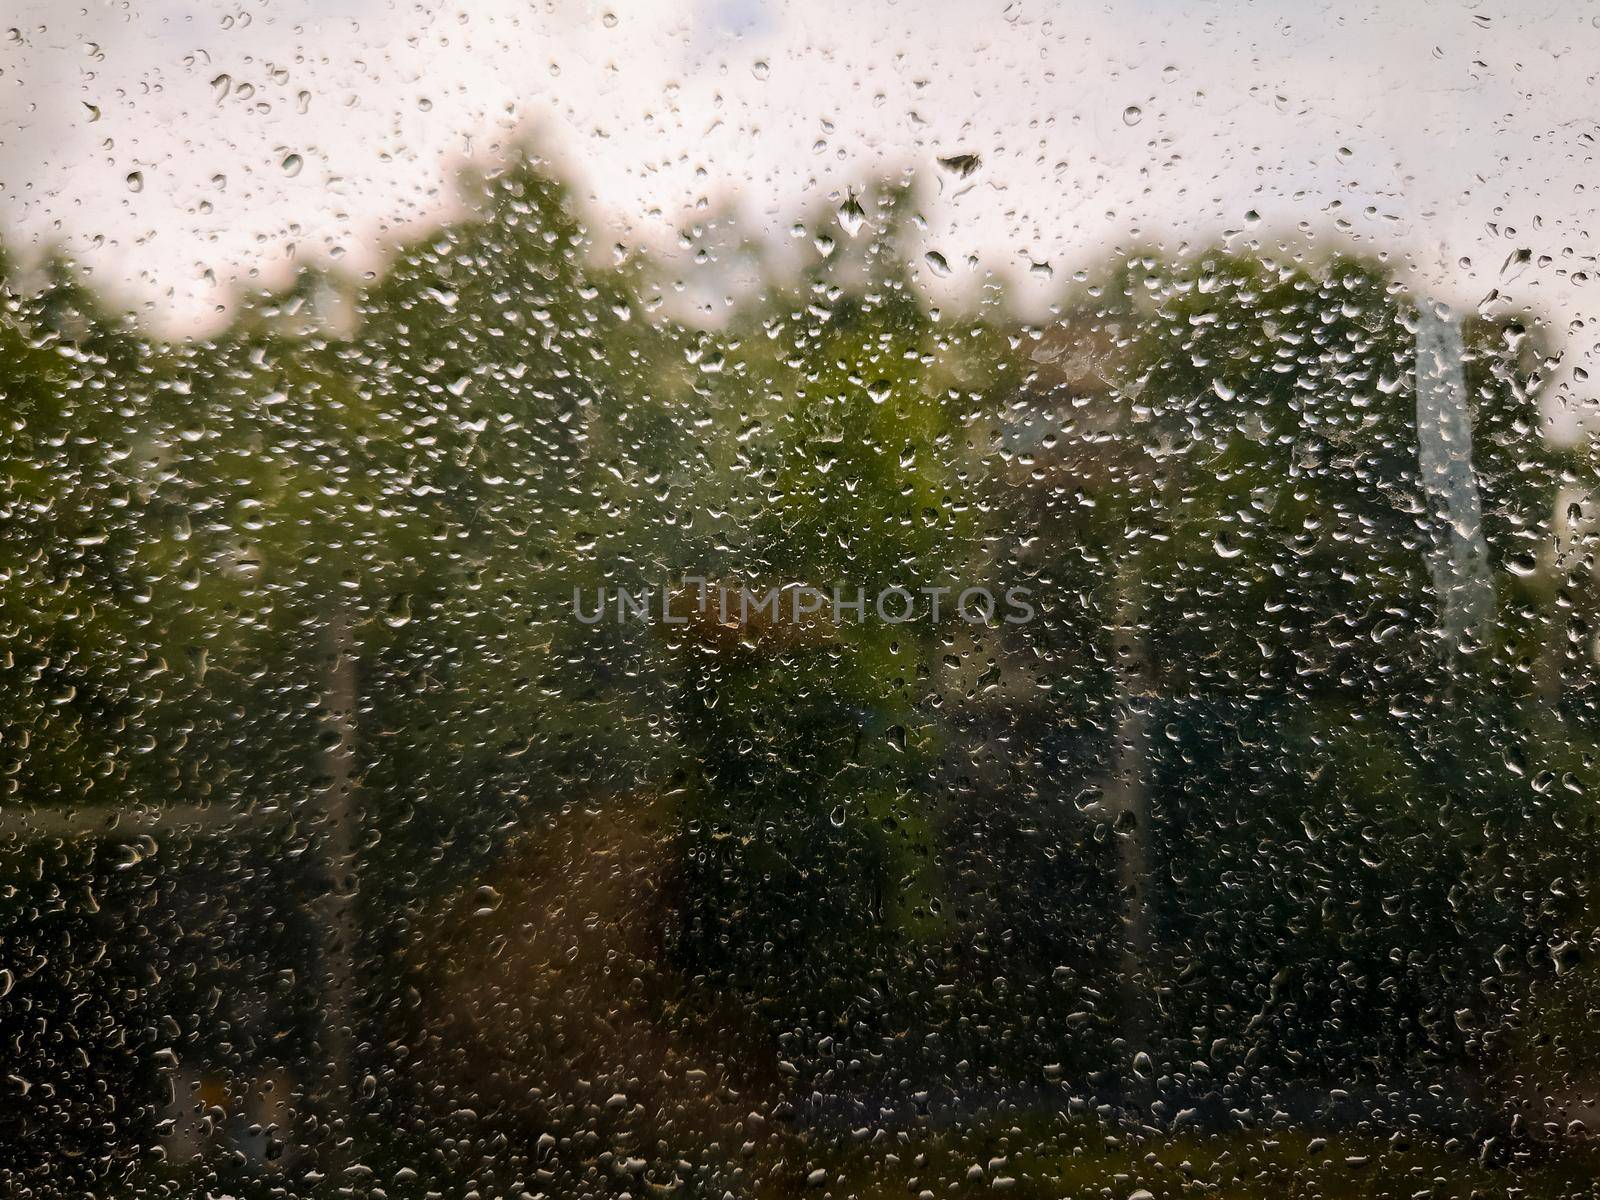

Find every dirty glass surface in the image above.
[2,2,1599,1197]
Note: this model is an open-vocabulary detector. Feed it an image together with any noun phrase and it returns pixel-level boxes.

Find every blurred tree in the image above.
[3,146,1598,1200]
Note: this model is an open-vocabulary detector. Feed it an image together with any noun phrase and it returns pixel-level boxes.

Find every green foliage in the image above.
[2,148,1596,1190]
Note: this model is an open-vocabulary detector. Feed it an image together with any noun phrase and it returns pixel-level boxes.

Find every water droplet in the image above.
[125,170,143,192]
[837,192,866,237]
[384,593,412,628]
[1122,105,1143,126]
[936,152,982,179]
[281,153,303,176]
[924,250,951,277]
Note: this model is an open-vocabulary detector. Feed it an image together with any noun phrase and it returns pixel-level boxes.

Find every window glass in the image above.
[3,4,1598,1197]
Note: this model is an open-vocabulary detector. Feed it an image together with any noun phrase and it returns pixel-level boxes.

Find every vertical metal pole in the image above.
[1415,300,1495,654]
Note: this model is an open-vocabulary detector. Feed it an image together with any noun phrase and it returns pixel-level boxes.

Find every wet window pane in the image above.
[3,4,1599,1197]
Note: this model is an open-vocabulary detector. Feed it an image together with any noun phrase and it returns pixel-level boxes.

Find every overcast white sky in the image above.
[0,0,1596,401]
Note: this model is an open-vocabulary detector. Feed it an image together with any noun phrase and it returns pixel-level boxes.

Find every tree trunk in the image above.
[1106,553,1155,1105]
[313,614,359,1165]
